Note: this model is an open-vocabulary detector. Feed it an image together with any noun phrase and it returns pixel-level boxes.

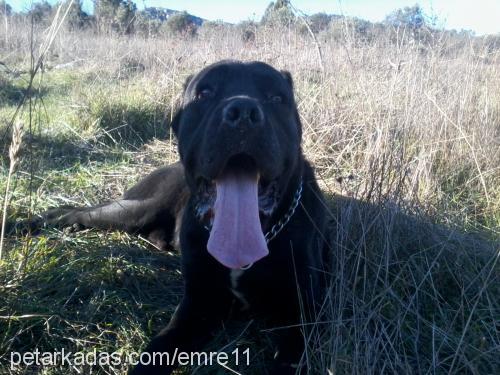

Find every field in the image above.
[1,12,499,375]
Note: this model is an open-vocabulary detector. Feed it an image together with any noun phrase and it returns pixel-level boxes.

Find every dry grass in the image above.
[0,18,499,374]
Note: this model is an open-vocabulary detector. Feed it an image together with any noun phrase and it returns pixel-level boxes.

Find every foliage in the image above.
[162,11,197,37]
[0,1,12,16]
[261,0,296,26]
[94,0,136,34]
[306,12,333,34]
[63,0,91,30]
[28,0,53,26]
[384,4,433,30]
[115,0,136,34]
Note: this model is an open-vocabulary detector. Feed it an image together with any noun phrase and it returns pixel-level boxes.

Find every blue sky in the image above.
[6,0,500,35]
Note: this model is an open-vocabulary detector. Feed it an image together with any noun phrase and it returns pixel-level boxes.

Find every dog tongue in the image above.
[207,172,268,269]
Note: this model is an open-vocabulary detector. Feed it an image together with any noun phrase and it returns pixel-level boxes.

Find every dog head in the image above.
[172,60,304,268]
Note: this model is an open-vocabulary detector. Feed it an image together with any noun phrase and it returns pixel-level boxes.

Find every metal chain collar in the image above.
[203,178,303,270]
[203,178,303,244]
[263,178,303,243]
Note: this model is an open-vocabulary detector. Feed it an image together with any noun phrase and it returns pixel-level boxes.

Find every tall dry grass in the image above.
[4,22,498,225]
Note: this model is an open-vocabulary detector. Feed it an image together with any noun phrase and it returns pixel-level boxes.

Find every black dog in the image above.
[23,61,329,374]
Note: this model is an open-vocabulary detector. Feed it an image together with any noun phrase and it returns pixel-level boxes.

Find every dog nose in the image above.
[223,98,264,127]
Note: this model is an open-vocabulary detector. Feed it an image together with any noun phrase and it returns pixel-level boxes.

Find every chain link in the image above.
[264,178,303,243]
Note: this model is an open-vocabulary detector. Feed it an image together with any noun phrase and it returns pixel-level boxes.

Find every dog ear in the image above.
[171,74,194,135]
[280,70,294,89]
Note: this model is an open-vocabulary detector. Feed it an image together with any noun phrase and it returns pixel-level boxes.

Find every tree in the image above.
[94,0,136,34]
[384,4,426,31]
[28,1,53,25]
[307,13,332,34]
[62,0,91,30]
[0,1,12,17]
[162,11,197,37]
[261,0,295,27]
[115,0,136,34]
[384,4,438,44]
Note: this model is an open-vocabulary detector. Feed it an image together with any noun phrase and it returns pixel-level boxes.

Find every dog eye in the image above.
[196,87,214,100]
[268,94,283,103]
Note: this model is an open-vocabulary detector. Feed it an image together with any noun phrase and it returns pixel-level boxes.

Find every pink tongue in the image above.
[207,173,268,269]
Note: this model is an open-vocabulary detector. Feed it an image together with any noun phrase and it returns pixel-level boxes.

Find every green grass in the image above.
[0,232,182,374]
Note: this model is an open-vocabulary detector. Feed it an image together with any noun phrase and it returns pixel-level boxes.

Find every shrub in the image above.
[261,0,296,27]
[162,11,197,37]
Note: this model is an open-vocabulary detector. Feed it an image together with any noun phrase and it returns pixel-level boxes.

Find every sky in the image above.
[6,0,500,36]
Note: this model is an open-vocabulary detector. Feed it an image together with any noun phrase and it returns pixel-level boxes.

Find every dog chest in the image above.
[230,269,250,310]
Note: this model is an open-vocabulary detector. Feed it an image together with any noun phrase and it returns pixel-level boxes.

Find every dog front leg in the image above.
[129,291,231,375]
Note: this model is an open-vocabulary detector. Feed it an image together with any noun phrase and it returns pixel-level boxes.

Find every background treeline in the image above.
[1,0,499,52]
